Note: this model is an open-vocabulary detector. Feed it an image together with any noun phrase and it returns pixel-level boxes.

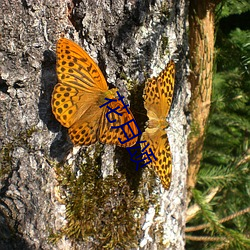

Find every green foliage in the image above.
[197,165,239,188]
[187,2,250,249]
[192,189,224,233]
[218,0,250,17]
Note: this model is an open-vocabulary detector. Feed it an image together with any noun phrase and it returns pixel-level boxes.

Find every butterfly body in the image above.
[52,38,137,147]
[141,60,175,190]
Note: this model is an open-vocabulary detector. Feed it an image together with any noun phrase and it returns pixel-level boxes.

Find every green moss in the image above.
[159,1,170,17]
[161,35,169,57]
[119,72,139,91]
[0,144,13,178]
[50,149,158,248]
[25,126,38,138]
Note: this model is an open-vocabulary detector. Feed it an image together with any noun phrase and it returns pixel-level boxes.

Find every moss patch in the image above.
[51,151,155,248]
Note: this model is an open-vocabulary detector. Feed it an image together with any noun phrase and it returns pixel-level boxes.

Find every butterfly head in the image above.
[97,88,118,106]
[105,88,118,99]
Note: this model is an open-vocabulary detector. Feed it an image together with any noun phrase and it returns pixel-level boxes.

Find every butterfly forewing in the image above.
[143,60,175,119]
[52,82,104,128]
[56,38,108,92]
[52,83,79,127]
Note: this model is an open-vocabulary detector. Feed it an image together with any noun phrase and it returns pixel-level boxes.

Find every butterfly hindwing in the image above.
[99,99,138,147]
[68,115,102,145]
[141,128,172,190]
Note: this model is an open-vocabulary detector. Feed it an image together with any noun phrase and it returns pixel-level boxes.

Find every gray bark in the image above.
[0,0,189,249]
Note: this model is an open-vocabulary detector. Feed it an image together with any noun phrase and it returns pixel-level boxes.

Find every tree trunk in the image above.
[0,0,189,249]
[187,0,220,203]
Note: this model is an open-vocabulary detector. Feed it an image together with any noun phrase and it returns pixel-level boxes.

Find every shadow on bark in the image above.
[39,49,73,161]
[0,210,32,250]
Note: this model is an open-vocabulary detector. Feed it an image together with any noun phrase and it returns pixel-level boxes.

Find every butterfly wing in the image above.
[99,99,138,147]
[143,60,175,120]
[56,38,108,91]
[141,128,172,190]
[68,104,104,145]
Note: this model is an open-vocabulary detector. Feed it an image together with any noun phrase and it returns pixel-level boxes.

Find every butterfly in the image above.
[141,60,175,190]
[51,38,138,147]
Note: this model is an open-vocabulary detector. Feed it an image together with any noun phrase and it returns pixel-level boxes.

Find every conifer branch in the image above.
[186,187,219,222]
[186,206,250,232]
[185,235,227,242]
[236,149,250,168]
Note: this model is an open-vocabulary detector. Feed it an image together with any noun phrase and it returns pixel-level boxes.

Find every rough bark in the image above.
[0,0,189,249]
[187,0,220,203]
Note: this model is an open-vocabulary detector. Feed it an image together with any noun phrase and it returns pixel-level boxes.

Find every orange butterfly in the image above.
[52,38,138,147]
[141,60,175,189]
